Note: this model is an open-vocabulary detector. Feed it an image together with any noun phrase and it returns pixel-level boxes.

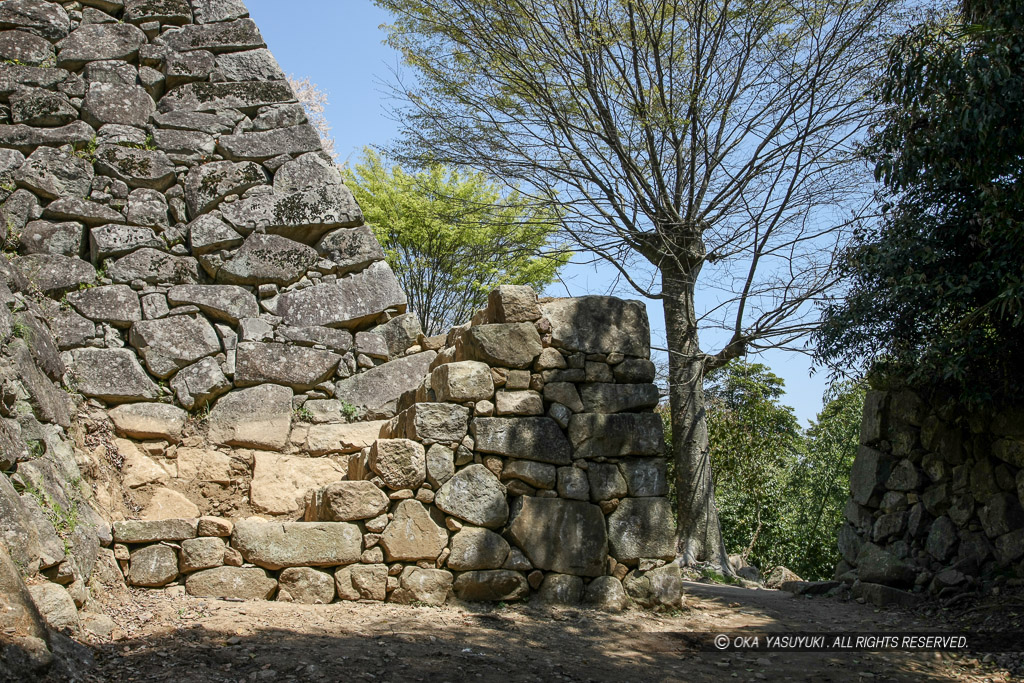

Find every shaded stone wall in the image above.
[839,390,1024,604]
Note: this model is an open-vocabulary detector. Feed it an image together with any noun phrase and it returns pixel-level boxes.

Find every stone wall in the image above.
[838,389,1024,605]
[0,0,416,417]
[100,285,681,610]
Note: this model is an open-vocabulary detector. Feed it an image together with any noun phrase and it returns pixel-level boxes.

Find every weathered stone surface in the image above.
[109,402,186,441]
[27,583,78,634]
[305,421,386,455]
[980,492,1024,539]
[619,459,669,497]
[208,383,292,451]
[124,0,192,25]
[0,31,54,68]
[0,543,51,675]
[333,351,436,417]
[507,497,607,577]
[461,323,542,369]
[13,254,95,295]
[334,563,387,602]
[129,315,221,378]
[304,481,389,522]
[431,361,494,403]
[380,499,448,562]
[584,575,630,611]
[623,564,682,609]
[315,225,384,274]
[277,567,334,604]
[276,325,353,352]
[855,543,915,587]
[94,145,176,191]
[107,248,200,285]
[557,466,589,501]
[174,447,233,485]
[218,124,320,161]
[434,464,508,529]
[234,341,340,390]
[471,417,572,465]
[607,498,676,564]
[587,463,628,502]
[113,519,197,544]
[0,0,70,42]
[179,536,225,573]
[169,356,230,410]
[70,347,159,403]
[159,80,291,113]
[579,383,660,414]
[165,284,257,325]
[613,358,656,383]
[279,261,407,328]
[215,47,284,81]
[64,285,139,329]
[388,566,452,606]
[163,48,215,88]
[89,224,163,263]
[538,574,584,605]
[15,146,93,201]
[399,403,471,443]
[454,570,528,602]
[188,215,244,259]
[122,445,169,488]
[369,439,426,491]
[275,152,339,194]
[10,89,75,126]
[191,0,249,24]
[142,488,200,523]
[185,566,276,600]
[217,232,317,286]
[542,296,650,358]
[155,18,264,54]
[426,444,455,489]
[82,82,154,128]
[58,22,146,70]
[447,527,510,571]
[220,183,363,245]
[17,220,83,257]
[184,160,267,217]
[486,285,541,323]
[0,121,94,154]
[41,198,123,228]
[849,446,894,506]
[248,451,347,516]
[232,519,361,570]
[501,460,556,490]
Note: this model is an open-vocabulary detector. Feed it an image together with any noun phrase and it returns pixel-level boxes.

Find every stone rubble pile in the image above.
[839,390,1024,606]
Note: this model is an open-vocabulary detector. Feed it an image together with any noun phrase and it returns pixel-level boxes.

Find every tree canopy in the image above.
[345,150,568,335]
[375,0,900,567]
[816,0,1024,407]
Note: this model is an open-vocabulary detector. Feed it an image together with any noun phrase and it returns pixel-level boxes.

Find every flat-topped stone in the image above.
[167,284,258,325]
[231,519,361,570]
[108,402,186,441]
[249,451,346,516]
[234,342,340,391]
[208,383,292,451]
[541,296,651,358]
[113,518,197,543]
[471,417,571,465]
[185,566,277,600]
[70,347,160,403]
[277,261,406,328]
[220,183,363,245]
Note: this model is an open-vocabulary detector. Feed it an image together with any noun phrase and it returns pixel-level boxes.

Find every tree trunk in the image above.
[663,263,732,572]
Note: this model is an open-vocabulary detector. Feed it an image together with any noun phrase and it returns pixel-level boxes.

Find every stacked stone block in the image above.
[839,390,1024,604]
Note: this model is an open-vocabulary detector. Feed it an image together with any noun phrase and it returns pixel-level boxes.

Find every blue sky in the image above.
[245,0,835,427]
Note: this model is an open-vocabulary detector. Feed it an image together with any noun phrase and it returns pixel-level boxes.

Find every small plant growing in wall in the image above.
[293,405,314,423]
[341,401,359,422]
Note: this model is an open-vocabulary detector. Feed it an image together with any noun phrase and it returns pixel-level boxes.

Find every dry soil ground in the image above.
[43,579,1024,683]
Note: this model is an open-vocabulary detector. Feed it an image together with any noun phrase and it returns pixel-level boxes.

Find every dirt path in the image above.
[61,580,1013,683]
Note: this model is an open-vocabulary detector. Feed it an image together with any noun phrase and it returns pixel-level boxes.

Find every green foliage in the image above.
[345,149,569,335]
[705,362,802,572]
[24,482,80,555]
[293,405,314,423]
[74,136,98,163]
[340,401,359,422]
[816,0,1024,408]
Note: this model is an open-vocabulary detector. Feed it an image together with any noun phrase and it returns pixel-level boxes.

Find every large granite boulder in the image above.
[231,519,361,570]
[453,570,529,602]
[277,567,335,605]
[249,452,346,516]
[447,527,510,571]
[304,481,389,522]
[82,82,154,128]
[14,146,93,200]
[94,145,176,191]
[277,260,406,328]
[207,383,292,450]
[460,323,542,369]
[0,0,70,42]
[606,498,677,563]
[166,285,258,324]
[431,361,494,403]
[65,285,141,328]
[220,183,363,244]
[471,417,571,465]
[216,232,317,286]
[380,500,448,563]
[184,160,267,217]
[57,22,146,69]
[368,438,426,491]
[433,464,508,529]
[70,347,160,403]
[169,356,231,410]
[185,566,277,600]
[568,413,665,458]
[541,296,650,358]
[129,315,221,379]
[506,497,607,577]
[333,351,436,417]
[234,342,340,390]
[13,254,95,295]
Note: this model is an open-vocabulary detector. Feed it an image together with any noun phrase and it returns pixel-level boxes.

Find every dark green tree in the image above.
[816,0,1024,406]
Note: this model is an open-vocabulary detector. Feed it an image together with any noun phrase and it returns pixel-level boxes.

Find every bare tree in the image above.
[375,0,899,567]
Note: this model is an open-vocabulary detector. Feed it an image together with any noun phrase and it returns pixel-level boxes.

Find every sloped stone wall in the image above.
[0,0,414,420]
[838,390,1024,604]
